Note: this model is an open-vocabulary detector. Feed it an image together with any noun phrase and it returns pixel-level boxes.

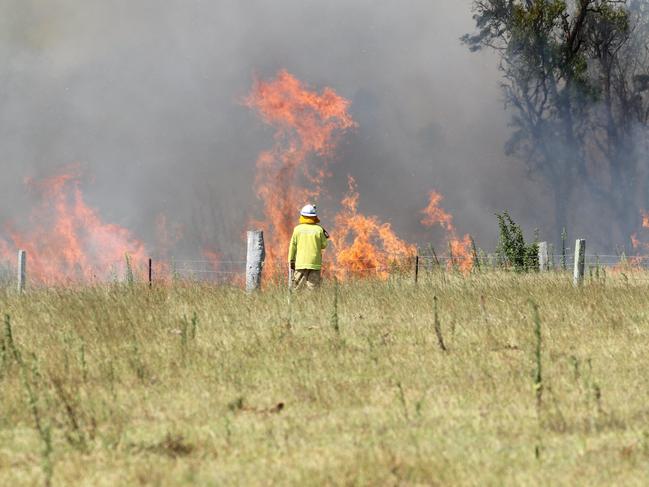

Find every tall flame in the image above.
[245,70,356,270]
[1,73,471,286]
[420,191,473,273]
[246,71,470,280]
[0,169,147,284]
[246,70,424,279]
[331,177,416,278]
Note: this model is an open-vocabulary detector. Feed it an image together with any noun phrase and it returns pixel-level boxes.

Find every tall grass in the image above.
[1,271,649,485]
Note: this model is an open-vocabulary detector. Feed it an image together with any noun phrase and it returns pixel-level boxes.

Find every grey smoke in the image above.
[0,0,550,260]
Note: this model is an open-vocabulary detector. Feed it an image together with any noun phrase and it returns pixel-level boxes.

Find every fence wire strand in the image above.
[7,250,649,287]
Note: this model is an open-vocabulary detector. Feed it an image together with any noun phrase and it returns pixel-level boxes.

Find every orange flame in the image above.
[420,191,473,273]
[629,210,649,254]
[625,210,649,269]
[642,211,649,229]
[245,70,356,273]
[0,169,147,284]
[421,191,453,232]
[330,177,416,279]
[246,71,472,280]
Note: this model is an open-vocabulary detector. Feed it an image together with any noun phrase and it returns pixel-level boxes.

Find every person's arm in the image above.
[321,228,328,249]
[288,230,297,267]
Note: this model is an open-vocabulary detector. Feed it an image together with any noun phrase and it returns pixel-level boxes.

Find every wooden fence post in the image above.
[573,239,586,287]
[414,255,419,284]
[246,230,265,292]
[17,250,26,293]
[538,242,549,272]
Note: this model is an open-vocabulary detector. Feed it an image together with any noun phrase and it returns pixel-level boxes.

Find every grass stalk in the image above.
[531,301,543,411]
[331,277,340,334]
[433,296,447,352]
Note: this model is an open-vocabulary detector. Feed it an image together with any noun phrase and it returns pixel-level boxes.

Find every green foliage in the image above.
[464,0,646,240]
[496,212,539,271]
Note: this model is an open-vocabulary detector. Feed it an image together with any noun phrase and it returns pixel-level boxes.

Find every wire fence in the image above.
[169,251,649,281]
[3,250,649,288]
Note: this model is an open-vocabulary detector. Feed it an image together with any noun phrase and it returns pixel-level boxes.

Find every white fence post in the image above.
[573,239,586,287]
[17,250,26,293]
[246,230,265,292]
[538,242,549,272]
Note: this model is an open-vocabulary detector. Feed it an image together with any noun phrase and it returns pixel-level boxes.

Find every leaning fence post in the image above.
[246,230,265,292]
[538,242,549,272]
[573,239,586,287]
[17,250,26,293]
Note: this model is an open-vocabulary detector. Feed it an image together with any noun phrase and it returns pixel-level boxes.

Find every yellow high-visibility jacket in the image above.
[288,224,328,270]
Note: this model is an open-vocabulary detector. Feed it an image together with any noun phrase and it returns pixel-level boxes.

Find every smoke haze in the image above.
[0,0,551,259]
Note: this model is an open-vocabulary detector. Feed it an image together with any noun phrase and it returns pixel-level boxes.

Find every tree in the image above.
[464,1,649,246]
[584,0,649,240]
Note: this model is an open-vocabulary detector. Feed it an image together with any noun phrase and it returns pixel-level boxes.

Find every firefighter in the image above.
[288,204,329,290]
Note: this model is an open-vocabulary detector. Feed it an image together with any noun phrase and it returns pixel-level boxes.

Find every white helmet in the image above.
[300,204,318,217]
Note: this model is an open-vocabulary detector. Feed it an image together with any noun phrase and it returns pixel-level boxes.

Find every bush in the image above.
[496,212,538,272]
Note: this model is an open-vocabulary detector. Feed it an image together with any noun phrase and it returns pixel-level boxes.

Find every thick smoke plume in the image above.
[1,0,559,273]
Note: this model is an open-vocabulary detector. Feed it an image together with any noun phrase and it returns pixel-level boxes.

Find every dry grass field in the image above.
[1,271,649,486]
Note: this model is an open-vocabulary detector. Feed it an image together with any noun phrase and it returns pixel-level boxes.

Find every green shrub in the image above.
[496,212,539,272]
